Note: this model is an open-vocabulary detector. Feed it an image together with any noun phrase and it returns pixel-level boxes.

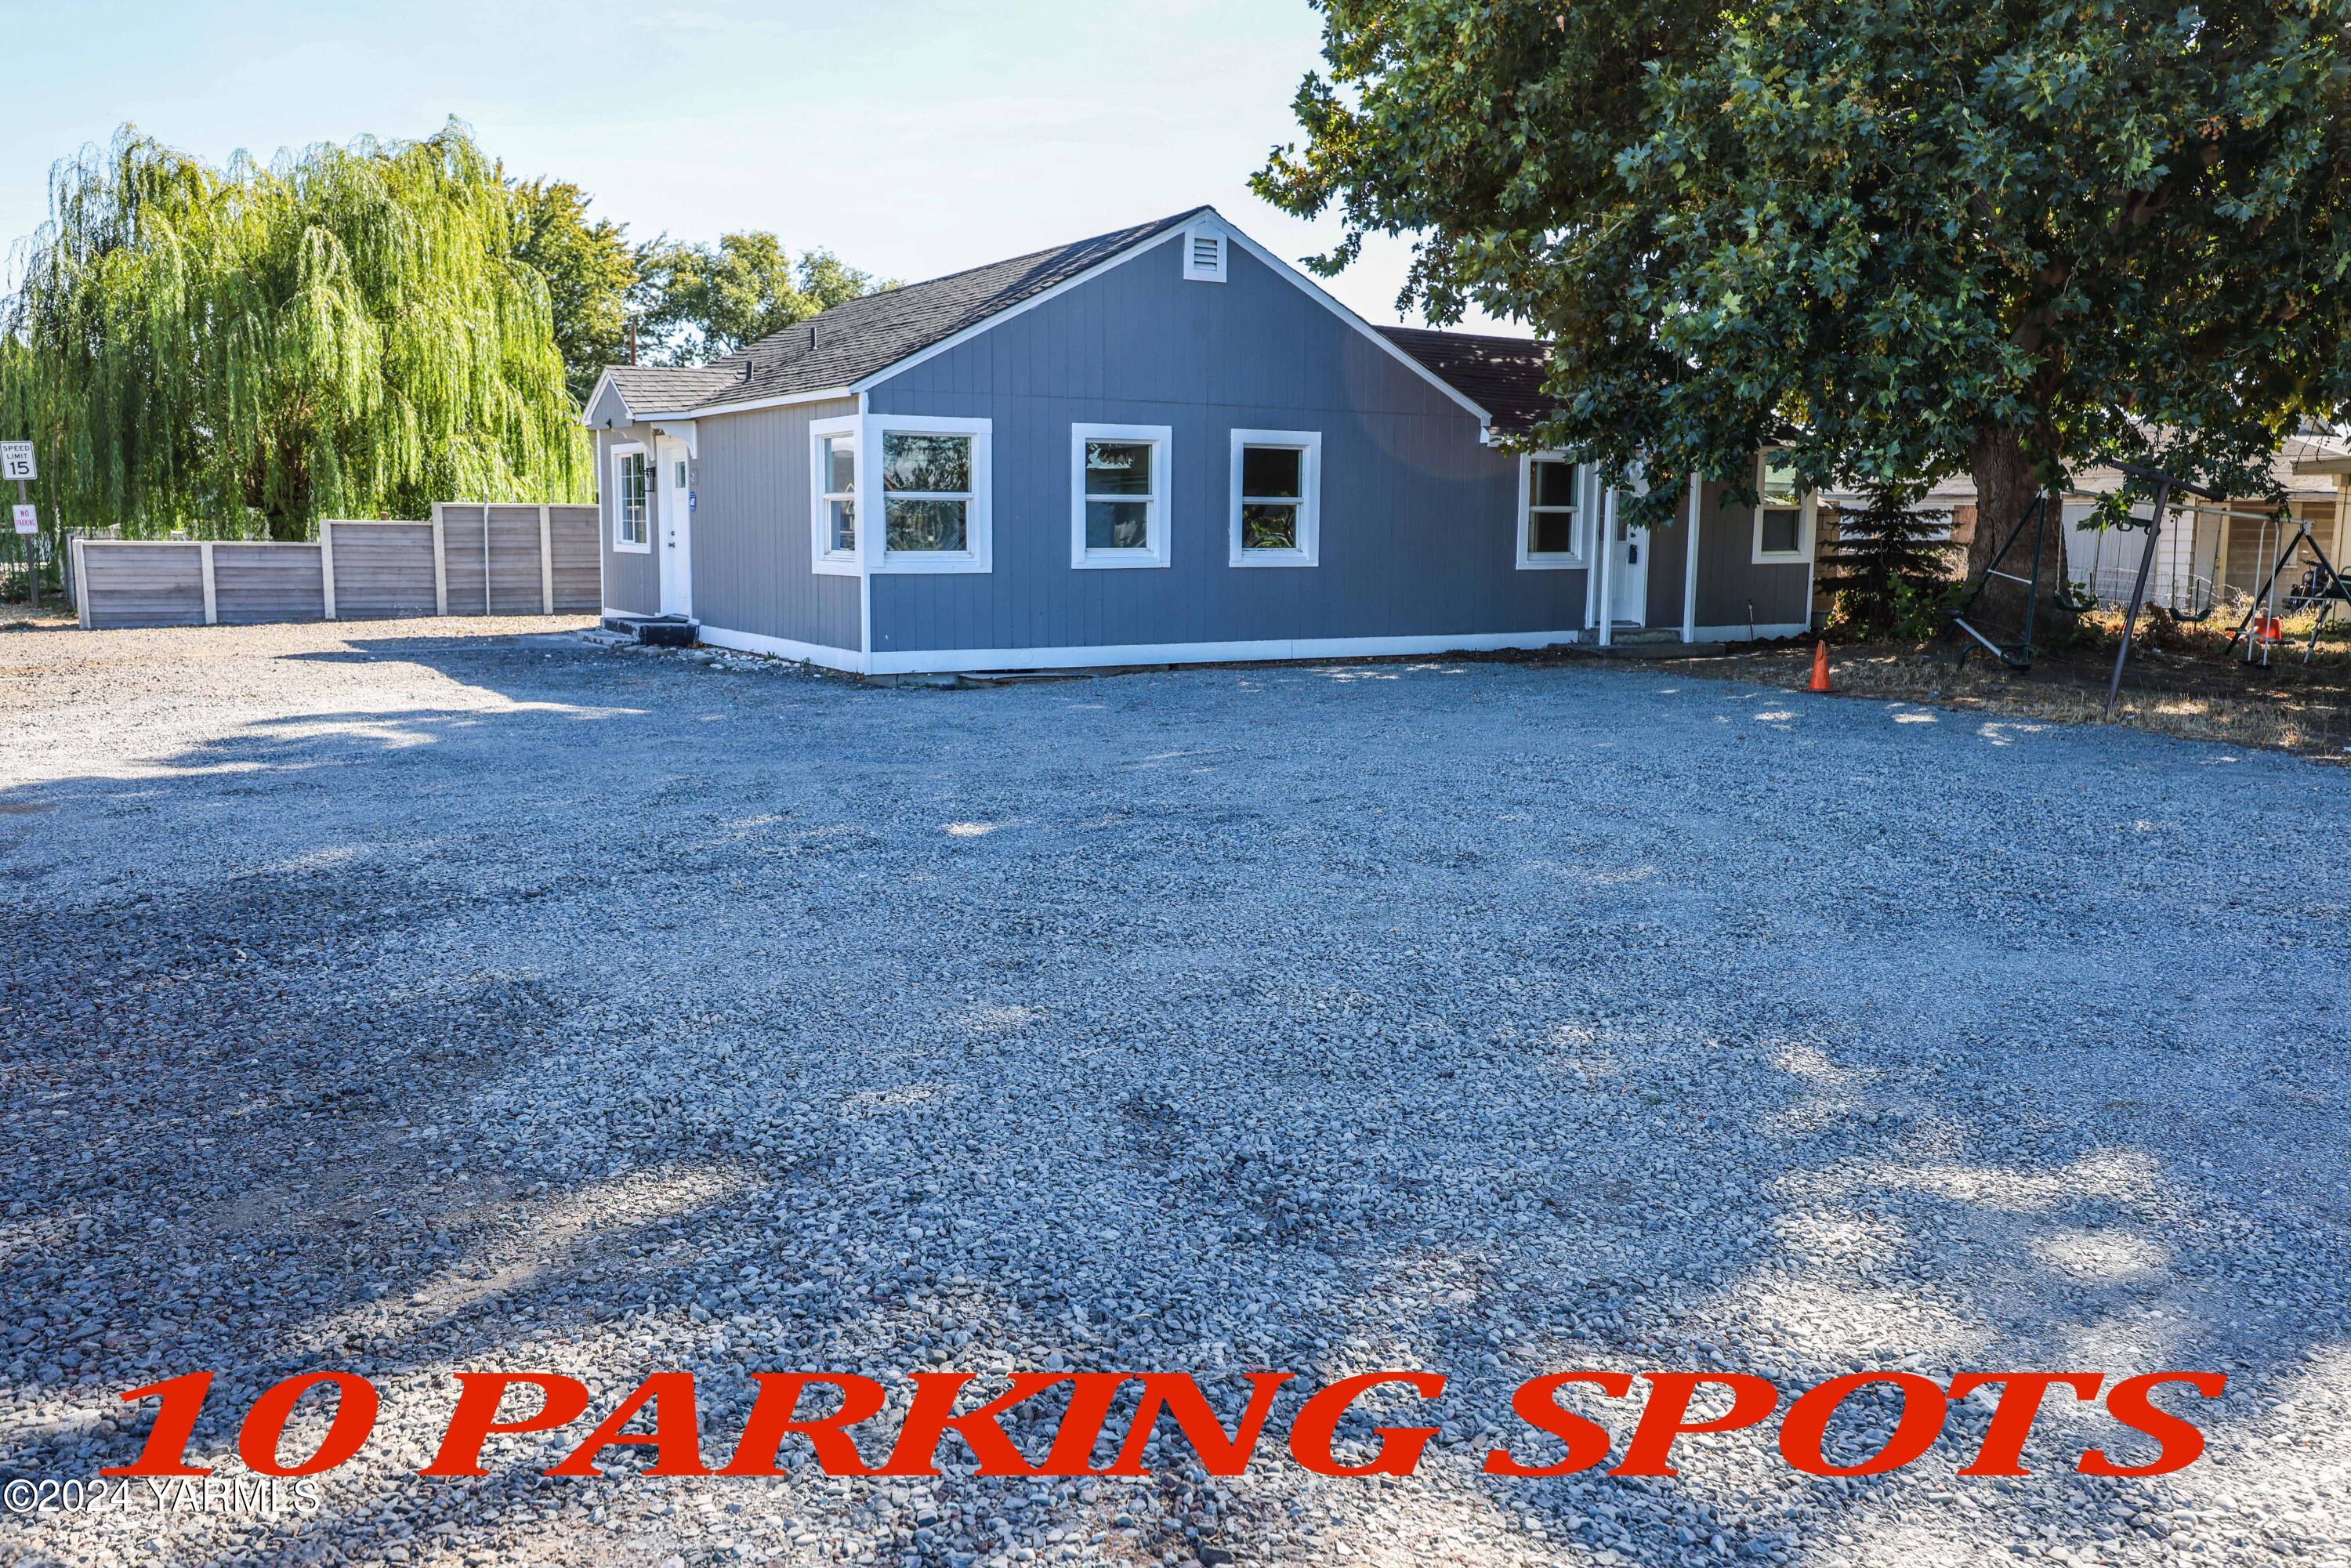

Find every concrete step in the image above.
[600,614,700,647]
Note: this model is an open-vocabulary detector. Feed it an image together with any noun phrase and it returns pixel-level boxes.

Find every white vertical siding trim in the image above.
[199,541,218,625]
[1683,472,1702,642]
[318,522,338,620]
[857,392,874,657]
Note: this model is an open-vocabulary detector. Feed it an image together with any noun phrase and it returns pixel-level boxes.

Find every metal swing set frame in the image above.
[1945,462,2236,715]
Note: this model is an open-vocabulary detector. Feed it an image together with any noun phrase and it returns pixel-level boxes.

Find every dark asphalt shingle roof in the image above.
[600,208,1211,419]
[1377,327,1551,433]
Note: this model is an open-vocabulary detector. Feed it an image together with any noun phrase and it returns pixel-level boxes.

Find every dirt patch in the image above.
[1660,615,2351,759]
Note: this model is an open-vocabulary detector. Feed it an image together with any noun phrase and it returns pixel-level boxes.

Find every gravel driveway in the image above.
[2,618,2347,1568]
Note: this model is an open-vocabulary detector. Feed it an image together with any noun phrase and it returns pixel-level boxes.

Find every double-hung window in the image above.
[614,446,650,550]
[1229,429,1321,567]
[1754,455,1814,562]
[1071,424,1171,568]
[873,416,991,572]
[1516,454,1586,568]
[809,416,859,574]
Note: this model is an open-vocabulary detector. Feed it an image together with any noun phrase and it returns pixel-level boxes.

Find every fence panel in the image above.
[73,505,600,629]
[212,543,326,624]
[437,505,489,616]
[487,505,545,614]
[549,506,601,613]
[81,543,205,628]
[327,520,439,619]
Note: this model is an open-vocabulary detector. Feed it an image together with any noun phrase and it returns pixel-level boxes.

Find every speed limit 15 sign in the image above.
[0,442,33,482]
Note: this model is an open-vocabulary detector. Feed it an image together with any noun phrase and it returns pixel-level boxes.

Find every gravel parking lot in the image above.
[2,617,2348,1568]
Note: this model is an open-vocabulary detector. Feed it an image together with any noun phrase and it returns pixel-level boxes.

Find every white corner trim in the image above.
[1516,451,1589,570]
[857,390,872,656]
[610,442,652,553]
[1229,429,1321,567]
[1071,422,1174,570]
[697,622,868,672]
[868,628,1585,676]
[868,414,992,574]
[852,227,1193,395]
[1682,472,1701,643]
[810,414,861,578]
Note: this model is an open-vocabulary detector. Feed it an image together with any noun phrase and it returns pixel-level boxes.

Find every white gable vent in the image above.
[1183,230,1227,284]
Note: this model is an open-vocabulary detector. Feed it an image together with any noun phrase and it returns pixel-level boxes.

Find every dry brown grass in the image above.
[1665,634,2351,761]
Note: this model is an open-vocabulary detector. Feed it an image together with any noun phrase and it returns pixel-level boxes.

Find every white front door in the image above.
[656,439,693,617]
[1610,512,1649,625]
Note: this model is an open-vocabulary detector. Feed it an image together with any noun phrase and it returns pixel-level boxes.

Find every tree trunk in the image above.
[1965,427,2073,643]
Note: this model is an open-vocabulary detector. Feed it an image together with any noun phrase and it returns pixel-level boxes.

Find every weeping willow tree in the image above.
[0,121,586,541]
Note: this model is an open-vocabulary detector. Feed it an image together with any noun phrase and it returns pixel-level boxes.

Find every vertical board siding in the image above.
[864,238,1587,656]
[690,398,862,651]
[1694,480,1813,631]
[212,544,327,624]
[598,429,661,615]
[81,544,205,628]
[330,523,438,618]
[1645,492,1690,628]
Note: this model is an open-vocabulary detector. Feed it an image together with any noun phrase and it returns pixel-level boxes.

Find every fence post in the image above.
[431,505,448,617]
[319,520,339,620]
[199,541,218,625]
[539,504,554,614]
[72,535,89,628]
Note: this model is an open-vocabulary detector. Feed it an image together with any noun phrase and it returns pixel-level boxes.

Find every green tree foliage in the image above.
[1818,489,1958,636]
[1257,0,2351,614]
[509,178,636,405]
[632,233,883,363]
[0,121,585,541]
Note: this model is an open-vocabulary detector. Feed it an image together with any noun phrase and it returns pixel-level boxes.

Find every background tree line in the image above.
[0,120,881,541]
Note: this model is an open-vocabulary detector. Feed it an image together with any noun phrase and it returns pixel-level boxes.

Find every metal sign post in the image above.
[2,443,36,610]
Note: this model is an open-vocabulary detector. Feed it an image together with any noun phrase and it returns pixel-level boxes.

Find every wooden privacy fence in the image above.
[72,504,600,631]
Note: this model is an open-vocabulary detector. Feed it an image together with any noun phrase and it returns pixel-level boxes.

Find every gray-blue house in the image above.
[582,208,1817,675]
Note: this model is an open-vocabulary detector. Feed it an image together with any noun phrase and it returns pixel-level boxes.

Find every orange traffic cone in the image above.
[1809,640,1833,693]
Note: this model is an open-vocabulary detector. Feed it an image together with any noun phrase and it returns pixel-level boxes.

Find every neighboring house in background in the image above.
[581,208,1819,675]
[1816,429,2351,623]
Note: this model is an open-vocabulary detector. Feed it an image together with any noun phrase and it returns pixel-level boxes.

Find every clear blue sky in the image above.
[0,0,1519,333]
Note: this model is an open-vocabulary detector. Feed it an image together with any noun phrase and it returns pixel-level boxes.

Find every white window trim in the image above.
[1516,452,1590,570]
[810,415,860,578]
[1752,451,1817,564]
[1229,429,1322,567]
[611,442,651,553]
[1183,227,1227,284]
[869,415,992,574]
[1070,423,1173,570]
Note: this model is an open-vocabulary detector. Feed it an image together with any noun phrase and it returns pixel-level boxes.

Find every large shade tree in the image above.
[0,121,586,540]
[1257,0,2351,616]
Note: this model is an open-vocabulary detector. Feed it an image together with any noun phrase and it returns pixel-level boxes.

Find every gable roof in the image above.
[1377,328,1552,434]
[589,209,1212,424]
[588,208,1499,429]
